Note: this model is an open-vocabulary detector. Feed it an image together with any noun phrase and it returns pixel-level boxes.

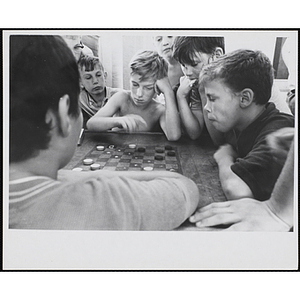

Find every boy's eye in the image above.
[84,75,92,80]
[96,73,102,77]
[146,86,154,90]
[191,62,199,67]
[155,36,162,42]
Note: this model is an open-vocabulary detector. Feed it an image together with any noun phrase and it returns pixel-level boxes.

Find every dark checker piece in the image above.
[155,148,164,153]
[167,151,176,157]
[137,147,146,152]
[155,155,164,161]
[165,145,173,150]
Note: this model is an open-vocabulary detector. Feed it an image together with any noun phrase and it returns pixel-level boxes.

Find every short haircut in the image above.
[78,55,104,72]
[10,35,80,163]
[173,36,225,65]
[199,49,274,105]
[129,50,168,81]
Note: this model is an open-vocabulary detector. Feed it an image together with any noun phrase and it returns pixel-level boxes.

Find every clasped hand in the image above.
[213,144,238,164]
[177,76,197,98]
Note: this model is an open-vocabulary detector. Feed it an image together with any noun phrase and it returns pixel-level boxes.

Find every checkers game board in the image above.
[72,143,182,173]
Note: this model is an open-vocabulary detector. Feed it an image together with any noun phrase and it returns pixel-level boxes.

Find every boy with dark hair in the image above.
[9,35,199,230]
[172,36,292,143]
[87,50,181,141]
[173,36,225,142]
[78,55,122,126]
[198,49,294,201]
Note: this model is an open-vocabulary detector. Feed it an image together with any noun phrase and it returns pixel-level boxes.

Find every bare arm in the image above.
[87,91,146,132]
[214,144,254,200]
[158,77,181,141]
[176,77,204,140]
[266,140,294,227]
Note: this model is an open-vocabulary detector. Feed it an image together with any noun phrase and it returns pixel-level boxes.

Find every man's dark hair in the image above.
[173,36,225,65]
[10,35,80,162]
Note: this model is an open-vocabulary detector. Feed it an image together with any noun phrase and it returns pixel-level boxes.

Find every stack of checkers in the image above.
[72,143,181,173]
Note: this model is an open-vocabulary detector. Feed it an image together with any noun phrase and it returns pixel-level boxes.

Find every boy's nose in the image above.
[162,37,169,45]
[136,87,143,97]
[204,101,211,113]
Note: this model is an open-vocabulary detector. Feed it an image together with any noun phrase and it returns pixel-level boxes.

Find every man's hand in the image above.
[189,198,291,231]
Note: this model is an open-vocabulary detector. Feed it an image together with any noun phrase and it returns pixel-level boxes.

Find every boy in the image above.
[153,35,183,88]
[9,35,199,230]
[78,55,122,126]
[87,50,181,141]
[172,37,225,142]
[198,49,294,201]
[172,36,292,142]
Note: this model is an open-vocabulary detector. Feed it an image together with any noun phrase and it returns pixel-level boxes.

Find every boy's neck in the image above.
[88,87,106,104]
[237,104,266,132]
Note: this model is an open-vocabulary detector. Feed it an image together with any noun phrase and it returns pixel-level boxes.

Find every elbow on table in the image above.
[188,131,201,140]
[86,118,94,130]
[166,131,181,142]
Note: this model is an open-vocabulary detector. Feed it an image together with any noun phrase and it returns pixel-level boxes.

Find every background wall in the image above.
[79,30,297,92]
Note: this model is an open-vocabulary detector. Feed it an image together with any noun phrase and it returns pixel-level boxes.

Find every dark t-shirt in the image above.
[225,103,294,200]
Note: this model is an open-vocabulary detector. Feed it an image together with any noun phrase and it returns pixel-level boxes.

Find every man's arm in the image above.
[176,77,204,140]
[157,77,181,141]
[214,144,254,200]
[63,169,200,230]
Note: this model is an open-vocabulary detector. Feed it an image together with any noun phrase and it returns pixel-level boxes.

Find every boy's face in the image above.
[130,74,156,106]
[153,36,174,60]
[180,52,212,81]
[203,79,242,132]
[80,65,107,97]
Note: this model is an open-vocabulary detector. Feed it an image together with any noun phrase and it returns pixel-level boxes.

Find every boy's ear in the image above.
[104,71,108,79]
[57,94,72,137]
[211,47,224,61]
[239,88,255,108]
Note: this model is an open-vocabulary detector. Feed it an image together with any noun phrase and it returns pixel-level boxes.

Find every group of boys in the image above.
[9,34,295,231]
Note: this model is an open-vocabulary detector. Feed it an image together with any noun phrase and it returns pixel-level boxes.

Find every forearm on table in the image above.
[177,96,203,140]
[163,91,181,141]
[87,117,119,131]
[267,142,294,227]
[217,159,254,200]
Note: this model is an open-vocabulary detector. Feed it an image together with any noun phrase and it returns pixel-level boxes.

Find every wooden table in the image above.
[65,131,226,230]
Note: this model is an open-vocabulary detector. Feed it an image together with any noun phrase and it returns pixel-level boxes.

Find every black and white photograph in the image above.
[2,29,298,270]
